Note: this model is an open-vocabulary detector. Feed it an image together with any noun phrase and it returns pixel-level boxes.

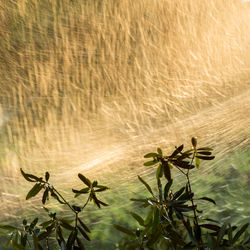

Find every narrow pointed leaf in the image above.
[233,223,249,243]
[26,183,43,200]
[144,160,157,166]
[78,218,90,233]
[170,144,184,157]
[138,176,153,195]
[198,197,216,205]
[130,212,144,226]
[196,155,215,160]
[78,174,91,187]
[20,168,40,182]
[164,179,173,200]
[144,153,158,158]
[113,224,135,236]
[77,226,90,241]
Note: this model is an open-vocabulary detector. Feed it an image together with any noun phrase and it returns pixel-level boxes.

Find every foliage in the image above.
[0,170,109,249]
[114,138,250,249]
[0,137,249,249]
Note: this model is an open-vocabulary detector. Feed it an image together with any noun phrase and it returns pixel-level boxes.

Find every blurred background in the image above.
[0,0,249,248]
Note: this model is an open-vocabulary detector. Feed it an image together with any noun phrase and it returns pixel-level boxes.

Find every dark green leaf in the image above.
[216,223,227,245]
[138,176,153,195]
[56,226,65,244]
[78,218,90,233]
[26,183,43,200]
[196,155,215,160]
[197,151,212,155]
[60,220,74,231]
[78,174,91,187]
[164,179,173,200]
[45,172,50,182]
[130,212,144,226]
[77,226,90,241]
[173,187,185,200]
[38,231,52,241]
[191,137,197,148]
[144,152,158,158]
[94,186,109,192]
[39,220,53,228]
[152,208,159,233]
[66,229,78,250]
[163,162,171,181]
[198,197,216,205]
[233,223,249,243]
[20,168,40,182]
[76,237,85,250]
[197,147,213,151]
[170,144,184,157]
[0,224,18,231]
[172,160,195,169]
[30,218,39,230]
[113,224,135,236]
[21,233,27,246]
[42,188,49,205]
[200,224,220,231]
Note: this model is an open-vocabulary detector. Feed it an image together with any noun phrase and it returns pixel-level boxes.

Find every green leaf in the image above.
[66,229,78,250]
[191,137,197,148]
[78,174,91,187]
[144,160,157,166]
[195,156,200,169]
[45,172,50,182]
[42,189,49,205]
[26,183,43,200]
[197,151,212,155]
[130,212,144,226]
[157,148,162,156]
[113,224,135,236]
[152,208,159,233]
[233,223,249,243]
[164,179,173,200]
[0,224,18,231]
[30,218,39,230]
[170,144,184,157]
[197,147,213,151]
[196,155,215,160]
[138,176,153,195]
[77,226,90,241]
[38,231,52,241]
[94,186,109,192]
[72,188,90,198]
[78,218,90,233]
[200,224,220,231]
[144,152,158,158]
[39,220,53,228]
[60,220,74,231]
[173,187,185,200]
[76,237,85,250]
[156,164,163,179]
[163,162,171,181]
[20,168,40,182]
[216,223,227,245]
[198,197,216,205]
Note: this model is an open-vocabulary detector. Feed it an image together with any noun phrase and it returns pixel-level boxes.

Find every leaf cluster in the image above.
[0,170,109,249]
[115,138,250,249]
